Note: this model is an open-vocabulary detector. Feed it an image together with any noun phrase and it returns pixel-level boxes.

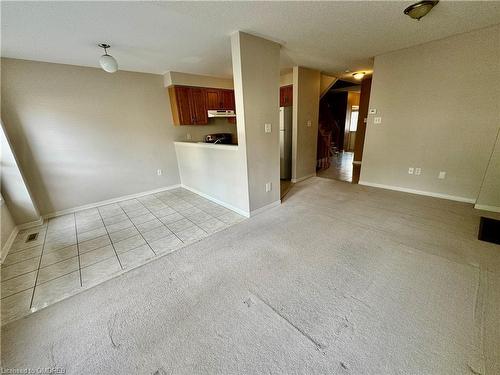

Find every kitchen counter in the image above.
[174,141,238,150]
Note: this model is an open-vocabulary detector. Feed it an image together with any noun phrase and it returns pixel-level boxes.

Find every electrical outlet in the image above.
[438,171,446,179]
[408,167,414,175]
[186,133,192,140]
[374,117,382,124]
[157,169,162,176]
[265,182,272,192]
[265,123,272,133]
[415,168,421,176]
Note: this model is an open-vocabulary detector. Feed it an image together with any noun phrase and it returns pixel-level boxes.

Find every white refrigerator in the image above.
[280,107,293,180]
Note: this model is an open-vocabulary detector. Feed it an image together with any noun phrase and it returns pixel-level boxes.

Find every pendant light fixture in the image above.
[98,43,118,73]
[404,1,439,21]
[352,72,365,80]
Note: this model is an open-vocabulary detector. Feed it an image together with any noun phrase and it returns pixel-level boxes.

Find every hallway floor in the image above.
[317,151,354,182]
[2,178,499,374]
[1,188,245,325]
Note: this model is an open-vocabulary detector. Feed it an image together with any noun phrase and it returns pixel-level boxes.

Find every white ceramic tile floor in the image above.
[1,188,245,325]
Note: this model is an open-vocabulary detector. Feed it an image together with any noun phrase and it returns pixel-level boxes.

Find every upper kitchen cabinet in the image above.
[280,85,293,107]
[206,88,235,110]
[168,85,208,125]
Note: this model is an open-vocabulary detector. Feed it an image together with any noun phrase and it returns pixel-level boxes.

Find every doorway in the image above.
[316,80,360,183]
[316,77,372,183]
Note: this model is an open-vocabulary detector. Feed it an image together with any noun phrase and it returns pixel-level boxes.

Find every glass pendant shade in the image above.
[99,54,118,73]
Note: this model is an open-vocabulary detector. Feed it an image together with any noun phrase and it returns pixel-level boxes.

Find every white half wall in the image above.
[174,142,249,215]
[360,25,500,203]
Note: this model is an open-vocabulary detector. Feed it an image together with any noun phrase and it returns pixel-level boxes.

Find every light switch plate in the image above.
[307,120,312,127]
[369,109,377,115]
[265,123,272,133]
[438,171,446,179]
[265,182,272,192]
[374,117,382,124]
[415,168,421,176]
[408,167,414,175]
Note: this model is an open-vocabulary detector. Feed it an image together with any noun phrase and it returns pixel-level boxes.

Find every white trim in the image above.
[18,217,45,230]
[1,225,19,264]
[359,181,476,204]
[250,200,281,217]
[180,184,250,217]
[474,204,500,213]
[43,185,181,219]
[291,173,316,184]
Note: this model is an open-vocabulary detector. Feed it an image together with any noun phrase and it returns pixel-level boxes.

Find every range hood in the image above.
[207,110,236,118]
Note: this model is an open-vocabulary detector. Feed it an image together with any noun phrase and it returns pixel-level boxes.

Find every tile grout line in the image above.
[29,219,50,309]
[136,197,194,244]
[96,209,124,270]
[119,206,158,256]
[74,213,83,287]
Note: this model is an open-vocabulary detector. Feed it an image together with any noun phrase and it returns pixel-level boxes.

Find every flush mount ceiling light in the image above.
[352,72,365,80]
[404,0,439,20]
[98,43,118,73]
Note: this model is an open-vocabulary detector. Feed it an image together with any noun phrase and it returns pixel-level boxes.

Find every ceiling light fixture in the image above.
[98,43,118,73]
[404,0,439,21]
[352,72,365,80]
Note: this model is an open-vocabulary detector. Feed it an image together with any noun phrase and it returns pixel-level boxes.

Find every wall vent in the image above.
[26,233,39,243]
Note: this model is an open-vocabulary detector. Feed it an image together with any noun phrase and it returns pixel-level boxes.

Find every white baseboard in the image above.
[250,200,281,217]
[359,181,476,204]
[43,184,181,219]
[474,204,500,213]
[1,225,19,264]
[291,173,316,184]
[18,217,45,230]
[180,184,250,217]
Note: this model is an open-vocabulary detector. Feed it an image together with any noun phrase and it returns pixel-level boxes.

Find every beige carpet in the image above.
[2,177,499,374]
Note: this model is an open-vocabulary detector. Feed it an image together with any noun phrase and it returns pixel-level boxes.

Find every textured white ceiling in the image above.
[2,1,500,77]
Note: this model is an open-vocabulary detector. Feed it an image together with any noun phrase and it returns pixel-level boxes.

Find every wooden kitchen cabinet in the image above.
[206,89,221,110]
[168,85,237,126]
[221,89,235,110]
[206,88,235,110]
[168,85,208,125]
[280,85,293,107]
[190,87,208,124]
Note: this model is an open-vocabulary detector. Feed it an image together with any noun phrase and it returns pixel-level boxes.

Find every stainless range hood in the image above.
[207,110,236,118]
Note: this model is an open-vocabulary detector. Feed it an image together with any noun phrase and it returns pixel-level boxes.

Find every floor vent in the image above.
[478,217,500,245]
[26,233,39,243]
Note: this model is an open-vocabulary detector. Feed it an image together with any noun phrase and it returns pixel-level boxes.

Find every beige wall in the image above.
[1,120,40,224]
[361,25,500,202]
[320,74,337,97]
[1,199,17,260]
[164,71,234,89]
[232,32,281,213]
[280,71,293,87]
[292,66,320,182]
